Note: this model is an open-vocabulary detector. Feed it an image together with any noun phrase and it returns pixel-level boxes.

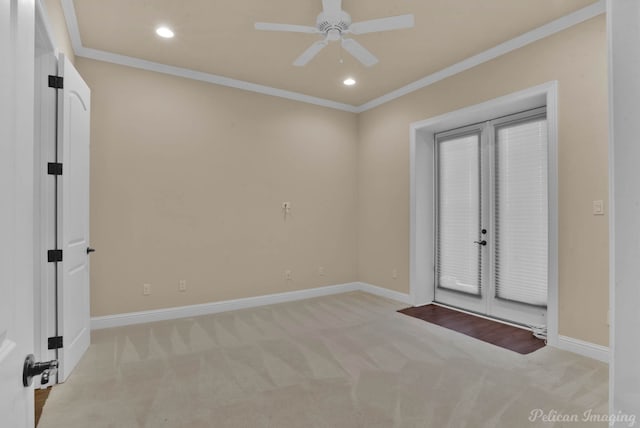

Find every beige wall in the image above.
[357,16,609,346]
[76,14,609,346]
[76,58,358,317]
[43,0,75,63]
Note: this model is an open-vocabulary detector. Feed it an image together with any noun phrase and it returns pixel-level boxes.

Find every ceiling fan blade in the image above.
[341,38,378,67]
[294,40,328,66]
[322,0,342,16]
[348,14,414,35]
[255,22,319,34]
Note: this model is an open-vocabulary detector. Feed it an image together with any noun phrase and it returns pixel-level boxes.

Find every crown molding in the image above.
[60,0,605,114]
[59,0,358,113]
[355,0,605,113]
[74,46,360,112]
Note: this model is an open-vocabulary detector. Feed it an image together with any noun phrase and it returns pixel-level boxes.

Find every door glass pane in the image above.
[436,133,482,295]
[494,118,548,306]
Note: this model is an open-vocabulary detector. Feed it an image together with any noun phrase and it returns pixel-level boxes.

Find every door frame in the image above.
[34,0,61,386]
[409,81,559,345]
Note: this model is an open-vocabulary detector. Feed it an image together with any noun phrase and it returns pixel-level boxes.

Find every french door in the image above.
[434,107,548,327]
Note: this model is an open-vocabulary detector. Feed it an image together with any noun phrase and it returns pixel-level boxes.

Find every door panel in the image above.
[434,129,487,314]
[57,54,91,382]
[489,115,548,326]
[0,1,35,426]
[436,132,482,295]
[493,119,548,306]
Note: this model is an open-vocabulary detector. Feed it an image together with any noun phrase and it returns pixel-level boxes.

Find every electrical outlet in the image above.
[179,280,187,292]
[593,200,605,215]
[285,270,293,280]
[392,269,398,279]
[318,266,325,276]
[143,283,151,296]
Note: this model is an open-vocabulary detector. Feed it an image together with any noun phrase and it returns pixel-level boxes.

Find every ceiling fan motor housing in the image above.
[254,2,414,67]
[317,11,351,40]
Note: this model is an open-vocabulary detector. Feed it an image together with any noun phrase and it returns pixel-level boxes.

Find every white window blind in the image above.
[436,133,482,295]
[494,118,548,307]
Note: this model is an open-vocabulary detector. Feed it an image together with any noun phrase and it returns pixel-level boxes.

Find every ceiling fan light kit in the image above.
[255,0,414,67]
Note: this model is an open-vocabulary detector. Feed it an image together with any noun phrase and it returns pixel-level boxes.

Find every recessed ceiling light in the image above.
[156,26,175,39]
[343,77,356,86]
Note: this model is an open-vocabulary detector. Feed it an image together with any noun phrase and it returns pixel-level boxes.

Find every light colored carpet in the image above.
[38,292,608,428]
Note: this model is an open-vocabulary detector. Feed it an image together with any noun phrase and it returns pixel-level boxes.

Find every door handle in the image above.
[474,240,487,246]
[23,354,58,387]
[86,247,96,254]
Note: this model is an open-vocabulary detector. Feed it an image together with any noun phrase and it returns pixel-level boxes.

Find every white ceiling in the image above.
[67,0,601,108]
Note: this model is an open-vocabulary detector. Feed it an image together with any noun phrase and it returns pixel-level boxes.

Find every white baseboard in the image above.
[91,282,414,330]
[356,282,413,305]
[556,335,610,363]
[91,284,608,364]
[91,282,360,330]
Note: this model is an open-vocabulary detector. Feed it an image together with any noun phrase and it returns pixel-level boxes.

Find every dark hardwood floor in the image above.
[35,387,52,427]
[398,304,546,354]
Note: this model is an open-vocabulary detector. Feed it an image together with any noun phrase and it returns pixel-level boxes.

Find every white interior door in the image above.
[0,0,35,426]
[56,54,91,382]
[434,108,548,327]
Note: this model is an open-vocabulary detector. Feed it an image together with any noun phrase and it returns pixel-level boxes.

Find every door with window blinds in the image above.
[434,108,548,327]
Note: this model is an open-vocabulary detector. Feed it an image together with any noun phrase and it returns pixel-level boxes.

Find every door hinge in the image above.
[47,162,63,176]
[47,336,63,350]
[48,75,63,89]
[47,249,63,263]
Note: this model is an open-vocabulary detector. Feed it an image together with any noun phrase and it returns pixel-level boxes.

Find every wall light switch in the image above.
[593,200,605,216]
[143,283,152,296]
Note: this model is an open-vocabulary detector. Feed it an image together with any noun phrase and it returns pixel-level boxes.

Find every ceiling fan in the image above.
[255,0,414,67]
